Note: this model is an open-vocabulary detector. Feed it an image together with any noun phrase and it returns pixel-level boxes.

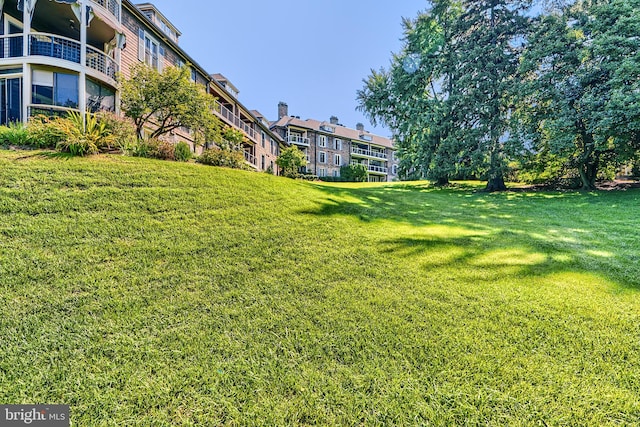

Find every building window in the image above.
[318,135,327,147]
[261,131,266,148]
[392,165,398,175]
[319,151,326,163]
[334,154,341,166]
[270,139,275,155]
[191,67,197,82]
[319,168,326,177]
[261,155,265,170]
[32,70,78,108]
[333,170,339,177]
[86,79,115,112]
[334,138,342,150]
[139,29,162,71]
[392,151,398,161]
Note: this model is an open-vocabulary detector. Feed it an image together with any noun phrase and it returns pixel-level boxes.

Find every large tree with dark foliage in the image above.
[358,0,532,191]
[519,0,640,189]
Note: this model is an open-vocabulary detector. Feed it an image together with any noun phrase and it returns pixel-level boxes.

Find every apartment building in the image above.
[0,0,283,172]
[121,2,284,170]
[0,0,121,124]
[271,102,399,182]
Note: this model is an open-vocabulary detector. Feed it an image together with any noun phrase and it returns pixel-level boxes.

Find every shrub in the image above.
[197,148,247,169]
[96,112,137,153]
[340,164,368,182]
[0,122,30,147]
[155,140,176,161]
[174,141,192,162]
[26,115,72,149]
[132,138,177,160]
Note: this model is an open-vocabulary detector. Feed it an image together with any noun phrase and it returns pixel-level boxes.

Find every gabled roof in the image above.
[271,116,395,149]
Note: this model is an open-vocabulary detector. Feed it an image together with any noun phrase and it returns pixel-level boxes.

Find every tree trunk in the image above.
[434,176,450,186]
[485,173,507,192]
[578,164,597,190]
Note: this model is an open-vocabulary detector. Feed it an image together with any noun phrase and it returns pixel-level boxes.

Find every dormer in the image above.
[319,124,335,133]
[211,73,240,99]
[136,3,182,44]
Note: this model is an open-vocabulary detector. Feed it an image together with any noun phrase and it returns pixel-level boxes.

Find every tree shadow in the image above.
[301,182,640,290]
[14,151,74,161]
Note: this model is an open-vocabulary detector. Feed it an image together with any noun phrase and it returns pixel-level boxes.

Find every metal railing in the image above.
[287,135,310,146]
[214,100,257,142]
[91,0,120,21]
[244,150,257,166]
[351,146,387,160]
[2,33,116,82]
[368,164,388,174]
[29,33,81,63]
[86,45,118,80]
[0,34,23,58]
[352,162,388,174]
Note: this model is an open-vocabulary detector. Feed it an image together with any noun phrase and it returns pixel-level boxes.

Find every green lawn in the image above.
[0,150,639,426]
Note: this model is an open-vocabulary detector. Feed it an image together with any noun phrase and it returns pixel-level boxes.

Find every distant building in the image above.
[271,103,399,182]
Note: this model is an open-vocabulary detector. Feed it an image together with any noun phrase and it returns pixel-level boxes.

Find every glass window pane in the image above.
[54,73,78,108]
[32,84,53,105]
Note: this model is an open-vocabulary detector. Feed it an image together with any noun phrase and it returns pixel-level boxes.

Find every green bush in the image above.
[132,138,176,160]
[341,164,368,182]
[174,141,192,162]
[0,122,30,147]
[26,115,71,149]
[197,148,247,169]
[96,112,137,153]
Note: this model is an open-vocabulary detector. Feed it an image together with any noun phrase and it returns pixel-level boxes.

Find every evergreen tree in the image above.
[520,0,640,189]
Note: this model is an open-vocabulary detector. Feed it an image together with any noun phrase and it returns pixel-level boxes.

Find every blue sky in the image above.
[147,0,426,136]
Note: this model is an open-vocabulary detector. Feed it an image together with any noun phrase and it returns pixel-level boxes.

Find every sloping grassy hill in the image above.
[1,150,639,425]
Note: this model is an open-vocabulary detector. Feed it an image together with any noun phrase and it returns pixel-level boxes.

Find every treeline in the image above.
[357,0,640,190]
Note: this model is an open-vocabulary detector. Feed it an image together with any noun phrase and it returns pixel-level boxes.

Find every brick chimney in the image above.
[330,116,339,125]
[356,123,365,132]
[278,102,289,119]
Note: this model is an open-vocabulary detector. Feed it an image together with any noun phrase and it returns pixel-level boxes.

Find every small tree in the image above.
[276,146,306,178]
[119,63,221,146]
[340,164,368,182]
[219,127,244,151]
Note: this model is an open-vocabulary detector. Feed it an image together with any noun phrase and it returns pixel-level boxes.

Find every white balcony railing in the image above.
[0,33,118,82]
[91,0,121,21]
[244,150,257,166]
[29,33,81,63]
[214,100,257,142]
[86,45,118,80]
[352,162,388,174]
[287,135,310,146]
[351,147,387,160]
[0,34,23,58]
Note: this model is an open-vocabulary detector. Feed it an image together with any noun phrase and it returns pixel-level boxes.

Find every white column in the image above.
[78,0,87,119]
[21,0,32,122]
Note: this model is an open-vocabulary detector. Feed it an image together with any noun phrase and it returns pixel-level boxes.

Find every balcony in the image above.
[214,100,258,142]
[0,33,117,82]
[352,162,388,175]
[287,135,310,147]
[86,45,117,80]
[351,146,387,160]
[244,150,257,167]
[91,0,120,22]
[30,33,80,63]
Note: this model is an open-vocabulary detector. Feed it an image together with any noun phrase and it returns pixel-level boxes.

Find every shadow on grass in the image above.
[13,151,74,161]
[302,182,640,290]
